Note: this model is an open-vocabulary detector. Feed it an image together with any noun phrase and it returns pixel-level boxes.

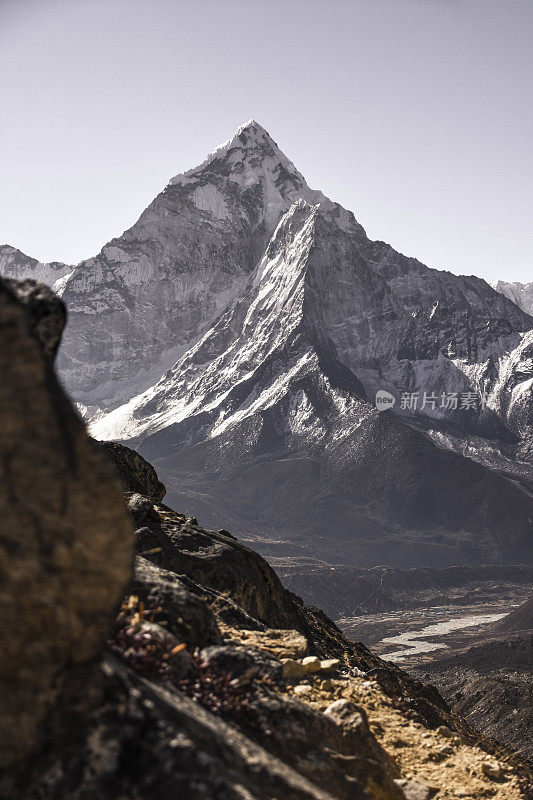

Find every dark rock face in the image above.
[134,509,305,630]
[199,644,284,685]
[97,440,166,502]
[418,635,533,760]
[2,277,66,359]
[0,279,133,769]
[4,656,343,800]
[492,596,533,633]
[0,419,516,800]
[131,558,222,648]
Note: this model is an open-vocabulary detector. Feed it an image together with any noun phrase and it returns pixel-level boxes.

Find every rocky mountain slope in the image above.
[417,597,533,762]
[1,121,532,568]
[493,595,533,632]
[1,278,530,799]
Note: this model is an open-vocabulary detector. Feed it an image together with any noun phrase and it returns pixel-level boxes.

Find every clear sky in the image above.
[1,0,531,283]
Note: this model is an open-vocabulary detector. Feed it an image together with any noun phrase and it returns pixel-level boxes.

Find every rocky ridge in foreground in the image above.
[0,277,530,799]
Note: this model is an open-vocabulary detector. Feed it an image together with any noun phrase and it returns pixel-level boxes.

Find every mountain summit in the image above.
[168,119,360,235]
[1,121,532,568]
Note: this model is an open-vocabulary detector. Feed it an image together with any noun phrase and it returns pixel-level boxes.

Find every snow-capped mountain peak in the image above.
[169,119,301,187]
[170,119,362,236]
[1,121,533,569]
[168,119,305,233]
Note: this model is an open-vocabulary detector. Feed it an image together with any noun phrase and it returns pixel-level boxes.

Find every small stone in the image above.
[318,658,341,674]
[127,493,154,524]
[320,678,333,691]
[394,779,436,800]
[439,745,454,755]
[350,666,366,677]
[323,699,367,734]
[281,658,308,681]
[436,725,454,738]
[293,684,313,696]
[481,761,503,780]
[301,656,321,674]
[390,737,409,747]
[425,750,446,763]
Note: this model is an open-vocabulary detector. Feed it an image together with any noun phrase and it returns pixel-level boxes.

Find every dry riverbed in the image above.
[337,597,529,669]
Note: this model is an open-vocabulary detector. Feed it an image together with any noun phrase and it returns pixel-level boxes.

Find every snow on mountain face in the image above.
[492,280,533,316]
[91,188,533,458]
[91,193,532,568]
[91,200,322,441]
[169,120,361,236]
[1,119,529,428]
[53,120,366,411]
[2,120,533,567]
[91,200,370,446]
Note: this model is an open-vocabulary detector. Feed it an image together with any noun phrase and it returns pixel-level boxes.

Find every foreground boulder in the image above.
[2,277,66,359]
[6,656,342,800]
[97,440,166,502]
[0,279,133,769]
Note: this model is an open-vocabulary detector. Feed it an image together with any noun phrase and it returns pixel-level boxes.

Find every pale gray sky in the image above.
[1,0,532,283]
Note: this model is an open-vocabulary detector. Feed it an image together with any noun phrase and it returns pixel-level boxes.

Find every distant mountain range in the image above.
[491,280,533,316]
[1,120,532,568]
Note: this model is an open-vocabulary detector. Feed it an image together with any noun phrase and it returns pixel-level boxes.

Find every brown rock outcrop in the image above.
[0,279,133,769]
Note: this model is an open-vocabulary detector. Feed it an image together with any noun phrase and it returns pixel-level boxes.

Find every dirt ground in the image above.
[284,672,525,799]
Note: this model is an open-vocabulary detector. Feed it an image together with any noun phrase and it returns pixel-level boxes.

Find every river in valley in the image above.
[337,603,517,667]
[379,611,507,662]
